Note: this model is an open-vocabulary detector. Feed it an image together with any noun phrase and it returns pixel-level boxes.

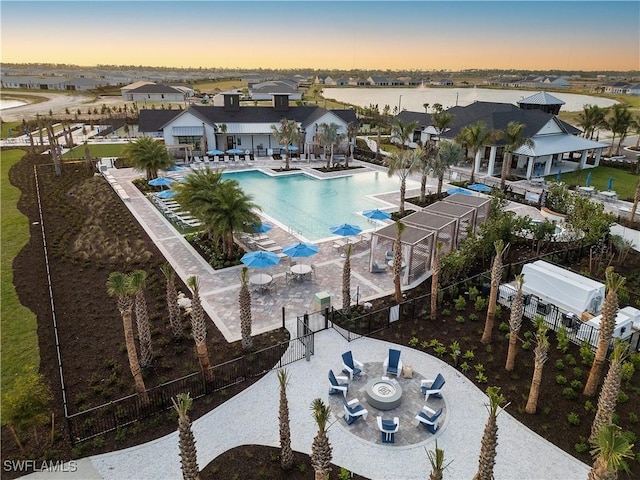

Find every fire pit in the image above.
[365,377,403,410]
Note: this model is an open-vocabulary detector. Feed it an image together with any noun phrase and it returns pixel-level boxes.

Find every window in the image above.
[176,136,201,149]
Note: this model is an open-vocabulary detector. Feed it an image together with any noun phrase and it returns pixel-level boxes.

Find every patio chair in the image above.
[343,397,368,425]
[263,280,277,295]
[372,262,387,273]
[213,155,220,162]
[224,155,230,162]
[234,155,241,162]
[328,370,349,397]
[415,406,443,434]
[341,351,363,380]
[383,349,403,377]
[420,373,445,402]
[385,250,394,261]
[376,416,399,443]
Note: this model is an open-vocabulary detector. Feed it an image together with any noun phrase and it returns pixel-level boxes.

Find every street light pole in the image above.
[398,95,402,113]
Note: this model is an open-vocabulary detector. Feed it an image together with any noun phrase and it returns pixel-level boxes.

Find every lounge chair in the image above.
[343,398,368,425]
[341,351,363,380]
[415,406,443,434]
[371,262,387,273]
[213,155,220,162]
[376,416,399,443]
[328,370,349,397]
[234,155,240,162]
[223,155,230,162]
[420,373,446,402]
[383,349,403,377]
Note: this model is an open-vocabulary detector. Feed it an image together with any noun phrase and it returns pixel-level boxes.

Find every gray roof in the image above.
[518,92,565,106]
[374,223,434,245]
[128,84,182,94]
[395,110,432,128]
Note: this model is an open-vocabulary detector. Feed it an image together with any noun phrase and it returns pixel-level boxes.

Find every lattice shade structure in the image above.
[402,211,457,256]
[370,223,434,285]
[423,201,477,246]
[442,193,491,225]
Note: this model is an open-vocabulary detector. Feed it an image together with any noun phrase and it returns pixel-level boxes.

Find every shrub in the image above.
[420,341,430,350]
[565,353,577,366]
[441,308,451,317]
[495,304,502,316]
[620,362,635,383]
[563,387,578,400]
[580,341,594,365]
[573,367,583,379]
[469,313,479,322]
[463,350,475,360]
[338,468,351,480]
[584,400,595,413]
[556,326,570,353]
[498,321,510,333]
[455,315,466,324]
[629,352,640,370]
[474,296,488,311]
[567,412,581,426]
[474,363,485,372]
[556,375,568,385]
[433,345,447,357]
[408,337,419,347]
[617,391,629,404]
[556,359,565,370]
[522,340,532,351]
[524,331,533,340]
[468,286,479,299]
[628,412,638,424]
[570,380,583,391]
[460,362,471,373]
[574,438,588,453]
[454,295,467,311]
[475,372,488,383]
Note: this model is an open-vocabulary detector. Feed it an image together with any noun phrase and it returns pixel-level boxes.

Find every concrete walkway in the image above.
[24,329,591,479]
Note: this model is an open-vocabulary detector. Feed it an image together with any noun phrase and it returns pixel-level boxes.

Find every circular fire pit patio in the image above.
[364,377,403,410]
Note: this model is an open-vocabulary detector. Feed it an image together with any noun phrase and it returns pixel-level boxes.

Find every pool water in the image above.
[221,170,413,241]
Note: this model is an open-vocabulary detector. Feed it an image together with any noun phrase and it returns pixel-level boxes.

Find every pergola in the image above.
[423,201,477,246]
[442,193,492,225]
[370,223,434,285]
[402,211,457,255]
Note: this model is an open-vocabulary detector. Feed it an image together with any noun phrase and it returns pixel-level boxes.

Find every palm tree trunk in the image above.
[430,251,440,322]
[505,332,518,371]
[629,180,639,220]
[196,342,212,382]
[420,173,427,203]
[437,176,443,195]
[469,148,477,184]
[525,364,543,414]
[399,180,406,214]
[122,309,148,403]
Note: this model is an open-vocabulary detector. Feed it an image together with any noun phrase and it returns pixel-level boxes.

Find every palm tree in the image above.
[239,267,253,351]
[161,263,183,339]
[416,139,436,203]
[606,104,633,156]
[431,111,453,139]
[390,118,419,150]
[505,274,525,371]
[187,276,212,382]
[318,122,346,169]
[456,121,495,184]
[588,425,634,480]
[342,244,353,315]
[130,269,153,368]
[430,242,443,322]
[271,118,301,170]
[431,141,464,194]
[345,121,358,168]
[473,386,507,480]
[525,323,550,414]
[106,272,147,401]
[123,136,173,180]
[498,121,533,190]
[171,393,200,480]
[590,342,629,444]
[277,369,294,470]
[584,268,626,397]
[423,103,430,113]
[629,177,640,221]
[481,240,507,345]
[426,441,452,480]
[387,148,422,214]
[310,398,332,480]
[393,221,405,304]
[578,105,607,140]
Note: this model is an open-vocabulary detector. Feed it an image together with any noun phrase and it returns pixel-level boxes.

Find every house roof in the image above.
[395,110,432,128]
[121,81,154,91]
[128,84,182,94]
[138,109,183,132]
[514,134,608,157]
[518,92,565,106]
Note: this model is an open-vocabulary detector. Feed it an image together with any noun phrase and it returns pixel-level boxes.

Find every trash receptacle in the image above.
[314,291,331,312]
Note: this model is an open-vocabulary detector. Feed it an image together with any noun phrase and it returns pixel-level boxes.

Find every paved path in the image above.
[24,329,591,479]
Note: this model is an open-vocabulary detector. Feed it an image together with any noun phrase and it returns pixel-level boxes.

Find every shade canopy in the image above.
[252,222,273,233]
[607,177,614,191]
[330,223,363,236]
[362,209,392,220]
[467,184,492,192]
[226,148,244,154]
[282,242,319,258]
[285,145,299,151]
[148,177,175,186]
[157,190,177,199]
[206,149,224,156]
[241,251,281,269]
[446,187,472,196]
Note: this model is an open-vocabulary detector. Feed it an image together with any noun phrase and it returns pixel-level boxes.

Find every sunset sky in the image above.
[1,1,638,71]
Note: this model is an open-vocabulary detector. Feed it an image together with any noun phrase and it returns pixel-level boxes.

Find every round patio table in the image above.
[365,377,402,410]
[249,273,273,293]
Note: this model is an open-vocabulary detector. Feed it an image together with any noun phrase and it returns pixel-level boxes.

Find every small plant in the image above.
[408,337,419,347]
[565,353,577,366]
[555,359,565,370]
[522,340,532,350]
[579,341,594,365]
[474,363,485,372]
[567,412,581,426]
[474,296,488,311]
[628,412,639,424]
[563,387,578,400]
[617,391,629,404]
[420,340,430,350]
[455,315,466,324]
[463,350,475,360]
[584,400,595,413]
[620,361,635,383]
[556,375,568,385]
[468,286,479,299]
[498,321,510,333]
[469,313,479,322]
[429,339,443,349]
[454,295,467,311]
[449,341,461,366]
[338,467,352,480]
[297,462,307,473]
[570,379,583,391]
[460,361,471,373]
[475,371,488,383]
[572,367,583,378]
[441,308,451,317]
[485,343,493,354]
[556,325,570,353]
[574,440,588,453]
[542,406,551,415]
[433,345,447,357]
[495,304,502,316]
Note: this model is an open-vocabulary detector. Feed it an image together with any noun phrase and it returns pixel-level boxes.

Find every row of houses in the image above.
[601,81,640,95]
[484,75,570,89]
[120,82,195,102]
[316,75,451,86]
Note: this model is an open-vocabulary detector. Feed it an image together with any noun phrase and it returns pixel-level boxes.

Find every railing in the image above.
[67,332,313,443]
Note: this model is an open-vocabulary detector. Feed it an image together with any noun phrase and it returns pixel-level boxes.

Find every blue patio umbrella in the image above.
[330,223,363,237]
[241,251,281,269]
[585,172,592,187]
[226,148,244,155]
[556,170,562,182]
[157,189,177,199]
[286,145,299,152]
[607,176,614,191]
[148,177,175,187]
[446,187,472,196]
[362,209,392,220]
[282,242,319,258]
[467,184,492,192]
[252,222,273,233]
[206,149,224,156]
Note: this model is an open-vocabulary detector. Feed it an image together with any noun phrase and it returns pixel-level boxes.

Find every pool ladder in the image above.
[288,225,302,235]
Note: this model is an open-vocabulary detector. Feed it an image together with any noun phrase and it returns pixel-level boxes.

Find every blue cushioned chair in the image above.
[343,397,368,425]
[341,351,363,380]
[377,416,399,443]
[420,373,445,402]
[415,406,443,434]
[383,349,403,377]
[328,369,349,397]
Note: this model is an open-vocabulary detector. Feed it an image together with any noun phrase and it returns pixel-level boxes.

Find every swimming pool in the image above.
[221,170,415,241]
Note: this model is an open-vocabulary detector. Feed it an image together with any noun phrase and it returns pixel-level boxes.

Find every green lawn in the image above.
[63,143,130,159]
[1,121,22,140]
[1,149,39,399]
[546,165,639,201]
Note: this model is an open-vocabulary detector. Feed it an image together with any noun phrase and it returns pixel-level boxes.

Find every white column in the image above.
[487,146,497,176]
[544,155,553,176]
[526,157,534,179]
[474,149,482,174]
[579,150,588,169]
[594,148,602,167]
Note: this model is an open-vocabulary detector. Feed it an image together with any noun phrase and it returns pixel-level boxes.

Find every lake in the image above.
[322,87,617,113]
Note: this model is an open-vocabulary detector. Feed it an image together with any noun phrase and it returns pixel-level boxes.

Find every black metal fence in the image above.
[67,333,313,443]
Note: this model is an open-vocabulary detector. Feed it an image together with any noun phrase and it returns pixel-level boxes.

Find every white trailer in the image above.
[576,306,640,347]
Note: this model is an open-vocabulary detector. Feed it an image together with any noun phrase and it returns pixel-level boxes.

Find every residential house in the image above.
[348,78,368,86]
[121,83,190,103]
[430,79,454,86]
[367,76,391,86]
[605,82,631,94]
[627,85,640,96]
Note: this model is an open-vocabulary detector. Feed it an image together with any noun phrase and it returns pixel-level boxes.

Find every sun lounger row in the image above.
[150,195,203,229]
